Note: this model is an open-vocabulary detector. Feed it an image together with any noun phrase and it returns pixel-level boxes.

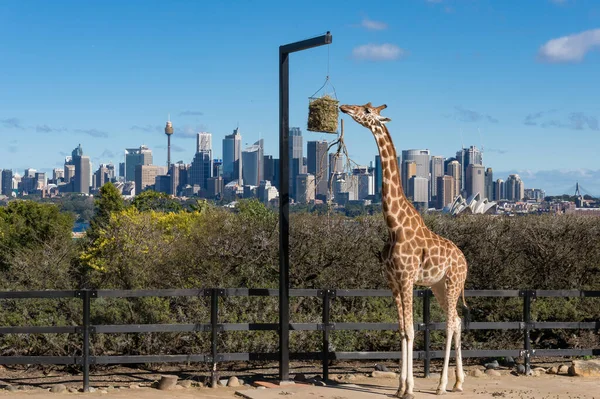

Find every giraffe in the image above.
[340,103,468,398]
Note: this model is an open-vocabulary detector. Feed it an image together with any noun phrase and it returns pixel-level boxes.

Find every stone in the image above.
[485,369,501,377]
[469,369,485,378]
[569,360,600,377]
[558,365,570,374]
[5,385,17,392]
[157,375,179,390]
[375,364,390,372]
[129,383,140,389]
[343,374,356,381]
[257,386,267,390]
[503,356,516,367]
[68,387,78,393]
[219,379,228,387]
[50,384,67,393]
[516,365,526,375]
[88,387,97,393]
[227,376,240,387]
[99,389,108,394]
[178,380,193,388]
[173,385,183,390]
[293,373,307,382]
[484,360,500,370]
[371,370,398,379]
[547,366,558,374]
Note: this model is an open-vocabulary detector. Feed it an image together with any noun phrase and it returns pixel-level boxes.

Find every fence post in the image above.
[423,289,431,378]
[522,289,532,375]
[321,290,331,381]
[210,289,219,388]
[82,289,91,392]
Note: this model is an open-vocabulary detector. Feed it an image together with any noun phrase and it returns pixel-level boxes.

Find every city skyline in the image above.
[1,1,599,195]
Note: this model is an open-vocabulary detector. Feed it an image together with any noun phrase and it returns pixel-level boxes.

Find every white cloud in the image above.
[538,28,600,63]
[352,43,406,61]
[361,18,387,31]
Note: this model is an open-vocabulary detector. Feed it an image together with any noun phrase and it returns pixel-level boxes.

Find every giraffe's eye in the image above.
[365,108,371,114]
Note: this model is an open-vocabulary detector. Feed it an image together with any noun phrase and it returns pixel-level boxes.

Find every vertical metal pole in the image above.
[322,290,331,381]
[211,289,219,388]
[82,290,91,392]
[423,290,431,378]
[523,290,532,375]
[279,48,291,382]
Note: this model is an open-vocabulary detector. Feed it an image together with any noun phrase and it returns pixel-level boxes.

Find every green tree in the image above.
[131,190,183,213]
[88,182,125,240]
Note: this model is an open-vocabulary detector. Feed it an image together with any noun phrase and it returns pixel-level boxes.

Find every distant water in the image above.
[73,222,90,233]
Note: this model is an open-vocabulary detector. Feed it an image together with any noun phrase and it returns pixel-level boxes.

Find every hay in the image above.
[307,95,339,133]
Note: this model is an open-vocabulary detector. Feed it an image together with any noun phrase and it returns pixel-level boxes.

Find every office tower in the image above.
[258,180,279,205]
[430,156,445,202]
[197,132,212,153]
[273,159,280,189]
[165,118,174,168]
[53,168,65,182]
[263,155,275,184]
[506,174,525,201]
[24,168,36,178]
[374,155,382,199]
[402,149,430,179]
[289,127,303,199]
[466,164,485,198]
[437,175,455,209]
[190,151,213,190]
[154,175,171,194]
[307,140,329,200]
[495,179,505,201]
[409,176,429,205]
[119,162,125,178]
[125,145,153,182]
[1,169,13,196]
[241,139,264,186]
[222,127,243,184]
[206,176,224,198]
[329,152,344,175]
[446,160,461,199]
[524,188,545,202]
[169,163,180,196]
[295,174,315,203]
[456,146,482,192]
[353,167,374,200]
[213,159,223,178]
[401,160,417,193]
[484,167,494,200]
[71,144,91,194]
[135,165,167,195]
[34,172,46,190]
[94,164,112,189]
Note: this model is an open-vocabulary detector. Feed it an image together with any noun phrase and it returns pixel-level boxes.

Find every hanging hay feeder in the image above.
[307,95,339,134]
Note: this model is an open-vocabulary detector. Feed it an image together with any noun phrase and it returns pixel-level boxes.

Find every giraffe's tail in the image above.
[461,288,471,329]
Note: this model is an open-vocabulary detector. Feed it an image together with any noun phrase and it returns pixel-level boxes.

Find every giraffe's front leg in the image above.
[395,334,407,398]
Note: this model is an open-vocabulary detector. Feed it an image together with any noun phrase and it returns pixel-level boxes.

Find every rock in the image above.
[516,365,526,375]
[469,369,485,378]
[343,374,356,381]
[5,385,17,392]
[547,367,558,374]
[99,389,108,394]
[371,370,398,379]
[238,379,245,386]
[218,379,228,387]
[88,387,97,393]
[257,386,267,390]
[157,375,179,390]
[178,380,193,388]
[173,385,183,390]
[129,383,140,389]
[558,365,570,374]
[293,373,307,382]
[485,360,500,370]
[375,364,390,372]
[569,359,600,377]
[50,384,67,393]
[68,387,78,393]
[18,385,34,390]
[503,356,516,367]
[485,369,501,377]
[227,376,240,387]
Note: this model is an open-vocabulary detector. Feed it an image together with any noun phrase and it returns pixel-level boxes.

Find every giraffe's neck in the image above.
[372,124,421,236]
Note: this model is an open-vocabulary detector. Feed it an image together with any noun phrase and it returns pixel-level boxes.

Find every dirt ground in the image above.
[0,360,597,398]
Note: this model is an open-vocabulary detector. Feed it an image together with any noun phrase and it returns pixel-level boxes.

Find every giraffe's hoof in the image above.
[452,385,463,393]
[394,389,404,398]
[436,388,447,395]
[402,394,415,399]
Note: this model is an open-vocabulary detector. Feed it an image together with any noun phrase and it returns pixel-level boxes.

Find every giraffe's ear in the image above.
[379,116,392,124]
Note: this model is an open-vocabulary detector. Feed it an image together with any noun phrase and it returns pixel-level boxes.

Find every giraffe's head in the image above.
[339,102,391,130]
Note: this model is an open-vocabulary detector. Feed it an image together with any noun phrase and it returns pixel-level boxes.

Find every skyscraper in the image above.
[446,160,461,199]
[125,145,152,182]
[506,174,525,201]
[72,144,91,194]
[289,127,303,199]
[403,149,431,200]
[484,167,494,200]
[263,155,275,184]
[295,174,315,204]
[1,169,13,197]
[190,132,213,191]
[466,164,485,199]
[409,176,429,206]
[430,155,445,202]
[135,165,167,195]
[495,179,505,201]
[437,175,455,209]
[307,140,329,200]
[374,155,382,199]
[241,139,264,186]
[456,146,482,193]
[222,127,242,184]
[401,160,417,193]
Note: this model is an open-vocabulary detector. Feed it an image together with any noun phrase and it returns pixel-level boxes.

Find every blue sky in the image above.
[1,0,599,195]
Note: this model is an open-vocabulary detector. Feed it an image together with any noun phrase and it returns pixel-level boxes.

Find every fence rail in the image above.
[0,288,598,391]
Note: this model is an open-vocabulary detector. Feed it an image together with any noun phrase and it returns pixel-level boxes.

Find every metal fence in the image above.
[0,288,599,391]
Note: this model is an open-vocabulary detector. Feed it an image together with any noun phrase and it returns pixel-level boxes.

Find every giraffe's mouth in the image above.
[339,105,353,115]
